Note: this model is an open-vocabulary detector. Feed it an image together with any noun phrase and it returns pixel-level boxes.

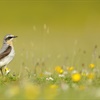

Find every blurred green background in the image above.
[0,0,100,72]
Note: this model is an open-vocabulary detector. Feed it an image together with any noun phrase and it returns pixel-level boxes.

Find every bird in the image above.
[0,34,18,75]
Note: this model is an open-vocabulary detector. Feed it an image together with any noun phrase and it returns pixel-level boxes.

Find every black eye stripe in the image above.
[5,37,12,41]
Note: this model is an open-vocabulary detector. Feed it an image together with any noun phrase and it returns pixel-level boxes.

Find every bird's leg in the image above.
[0,68,3,75]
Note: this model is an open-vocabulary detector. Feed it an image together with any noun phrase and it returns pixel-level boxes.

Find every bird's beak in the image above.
[13,36,18,38]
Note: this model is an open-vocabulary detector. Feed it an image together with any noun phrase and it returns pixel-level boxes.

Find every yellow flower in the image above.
[67,66,74,71]
[5,67,10,75]
[59,69,64,74]
[55,66,63,74]
[87,73,95,79]
[55,66,61,72]
[72,73,81,82]
[89,64,95,69]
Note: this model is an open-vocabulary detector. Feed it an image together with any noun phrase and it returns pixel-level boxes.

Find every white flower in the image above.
[49,77,54,81]
[59,74,65,78]
[46,78,49,81]
[46,77,54,81]
[63,71,68,75]
[71,70,78,74]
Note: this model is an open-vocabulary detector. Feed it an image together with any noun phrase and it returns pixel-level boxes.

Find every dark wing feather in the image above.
[0,46,11,60]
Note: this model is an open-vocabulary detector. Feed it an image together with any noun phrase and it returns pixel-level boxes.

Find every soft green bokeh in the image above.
[0,0,100,72]
[1,1,100,100]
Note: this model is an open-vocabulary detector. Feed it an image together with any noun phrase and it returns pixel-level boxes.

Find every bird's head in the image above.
[4,34,18,46]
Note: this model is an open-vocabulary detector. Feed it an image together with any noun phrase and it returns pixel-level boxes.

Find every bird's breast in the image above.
[9,47,15,57]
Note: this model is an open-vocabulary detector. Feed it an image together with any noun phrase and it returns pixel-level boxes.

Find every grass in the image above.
[0,67,100,100]
[0,44,100,100]
[0,27,100,100]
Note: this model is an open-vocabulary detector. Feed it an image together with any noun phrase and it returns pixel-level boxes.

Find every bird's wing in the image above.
[0,46,11,60]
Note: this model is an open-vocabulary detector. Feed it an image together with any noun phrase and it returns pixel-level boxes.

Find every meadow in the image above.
[0,0,100,100]
[1,28,100,100]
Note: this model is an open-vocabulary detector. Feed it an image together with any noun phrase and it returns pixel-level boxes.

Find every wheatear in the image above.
[0,34,17,75]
